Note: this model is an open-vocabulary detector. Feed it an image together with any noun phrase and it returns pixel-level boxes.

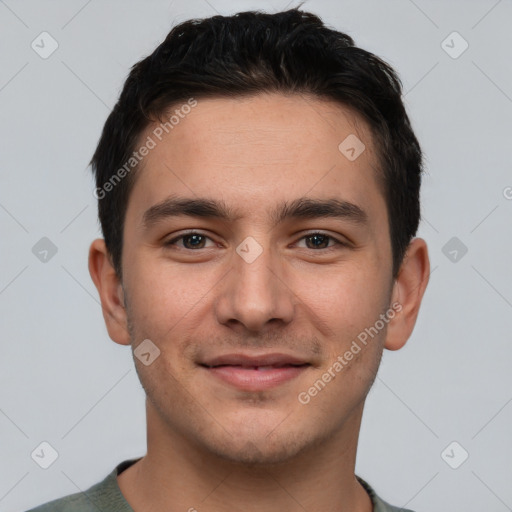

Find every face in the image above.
[113,93,401,464]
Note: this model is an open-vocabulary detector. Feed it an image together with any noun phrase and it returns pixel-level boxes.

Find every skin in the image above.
[89,93,430,512]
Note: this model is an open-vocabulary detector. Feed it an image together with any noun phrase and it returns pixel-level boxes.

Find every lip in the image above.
[201,352,309,368]
[201,364,309,391]
[199,353,310,391]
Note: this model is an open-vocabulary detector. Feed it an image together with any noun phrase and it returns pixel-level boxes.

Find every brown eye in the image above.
[305,234,331,249]
[296,232,344,250]
[165,232,215,250]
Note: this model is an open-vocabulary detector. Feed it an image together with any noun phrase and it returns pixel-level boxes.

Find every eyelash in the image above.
[164,231,347,251]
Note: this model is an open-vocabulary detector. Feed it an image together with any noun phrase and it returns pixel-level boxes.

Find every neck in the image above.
[117,402,373,512]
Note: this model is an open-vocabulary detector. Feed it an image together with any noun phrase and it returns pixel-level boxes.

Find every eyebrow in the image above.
[142,195,368,229]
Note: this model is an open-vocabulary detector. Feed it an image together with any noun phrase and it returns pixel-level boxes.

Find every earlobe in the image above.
[88,238,131,346]
[384,238,430,351]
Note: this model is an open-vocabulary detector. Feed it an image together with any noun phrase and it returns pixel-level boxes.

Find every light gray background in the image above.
[1,0,511,510]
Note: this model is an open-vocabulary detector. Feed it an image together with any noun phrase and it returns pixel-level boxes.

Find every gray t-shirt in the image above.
[27,458,415,512]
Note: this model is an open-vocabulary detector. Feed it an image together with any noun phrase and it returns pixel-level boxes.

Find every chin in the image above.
[198,423,316,467]
[209,440,303,466]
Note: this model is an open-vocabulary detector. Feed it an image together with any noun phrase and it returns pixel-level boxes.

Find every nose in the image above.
[214,241,295,334]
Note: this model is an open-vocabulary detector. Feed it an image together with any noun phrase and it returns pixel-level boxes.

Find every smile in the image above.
[200,363,310,391]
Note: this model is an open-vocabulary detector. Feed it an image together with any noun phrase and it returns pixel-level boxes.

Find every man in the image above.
[29,7,429,512]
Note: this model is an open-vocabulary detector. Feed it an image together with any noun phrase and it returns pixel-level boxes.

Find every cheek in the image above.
[124,256,216,341]
[291,261,391,384]
[294,261,389,329]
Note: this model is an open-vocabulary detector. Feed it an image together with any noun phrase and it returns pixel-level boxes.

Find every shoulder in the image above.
[375,496,416,512]
[356,475,416,512]
[25,459,138,512]
[26,476,113,512]
[26,489,98,512]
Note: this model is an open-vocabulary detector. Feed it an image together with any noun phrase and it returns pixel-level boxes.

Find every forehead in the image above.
[126,93,385,225]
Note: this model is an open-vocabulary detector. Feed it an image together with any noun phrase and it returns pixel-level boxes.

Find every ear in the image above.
[88,238,131,346]
[384,237,430,351]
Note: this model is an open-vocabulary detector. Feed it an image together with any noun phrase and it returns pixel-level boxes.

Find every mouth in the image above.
[199,353,311,391]
[202,363,308,370]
